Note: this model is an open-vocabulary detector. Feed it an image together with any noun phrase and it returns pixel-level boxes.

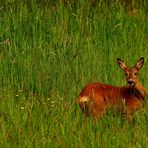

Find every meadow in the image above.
[0,0,148,147]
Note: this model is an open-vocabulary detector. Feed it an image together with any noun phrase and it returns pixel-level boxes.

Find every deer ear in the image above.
[134,57,144,70]
[117,58,127,70]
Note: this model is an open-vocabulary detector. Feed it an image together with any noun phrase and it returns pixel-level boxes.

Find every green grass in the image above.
[0,0,148,147]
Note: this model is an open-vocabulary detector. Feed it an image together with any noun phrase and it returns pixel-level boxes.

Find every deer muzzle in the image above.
[127,79,135,86]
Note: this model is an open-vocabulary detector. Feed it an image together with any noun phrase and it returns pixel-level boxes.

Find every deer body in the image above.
[77,58,147,119]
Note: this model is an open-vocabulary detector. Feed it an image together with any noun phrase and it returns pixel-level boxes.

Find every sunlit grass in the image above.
[0,0,148,147]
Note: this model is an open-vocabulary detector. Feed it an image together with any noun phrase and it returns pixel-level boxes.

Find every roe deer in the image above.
[77,57,147,121]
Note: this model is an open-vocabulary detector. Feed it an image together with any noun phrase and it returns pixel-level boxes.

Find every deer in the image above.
[77,57,147,121]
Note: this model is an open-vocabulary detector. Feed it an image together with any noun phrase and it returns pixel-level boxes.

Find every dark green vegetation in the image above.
[0,0,148,147]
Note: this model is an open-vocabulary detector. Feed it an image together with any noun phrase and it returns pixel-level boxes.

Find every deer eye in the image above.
[134,73,137,76]
[125,73,128,76]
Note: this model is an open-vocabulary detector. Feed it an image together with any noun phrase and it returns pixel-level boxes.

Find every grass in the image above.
[0,0,148,147]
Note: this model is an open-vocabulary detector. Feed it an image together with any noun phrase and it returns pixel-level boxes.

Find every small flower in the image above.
[51,101,55,107]
[51,101,54,104]
[20,107,25,110]
[18,89,22,93]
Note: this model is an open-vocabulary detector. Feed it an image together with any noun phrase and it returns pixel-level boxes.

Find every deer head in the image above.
[117,57,144,86]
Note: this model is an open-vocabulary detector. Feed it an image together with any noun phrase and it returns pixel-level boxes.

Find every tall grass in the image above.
[0,0,148,147]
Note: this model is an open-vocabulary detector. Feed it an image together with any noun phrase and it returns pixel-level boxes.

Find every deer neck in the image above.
[135,80,147,98]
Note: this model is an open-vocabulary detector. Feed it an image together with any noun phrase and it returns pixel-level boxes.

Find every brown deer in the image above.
[77,57,147,121]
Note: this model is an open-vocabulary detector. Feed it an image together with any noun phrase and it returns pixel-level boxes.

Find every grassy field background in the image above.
[0,0,148,147]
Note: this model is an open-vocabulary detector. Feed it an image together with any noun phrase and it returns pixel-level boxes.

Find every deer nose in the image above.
[127,80,135,86]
